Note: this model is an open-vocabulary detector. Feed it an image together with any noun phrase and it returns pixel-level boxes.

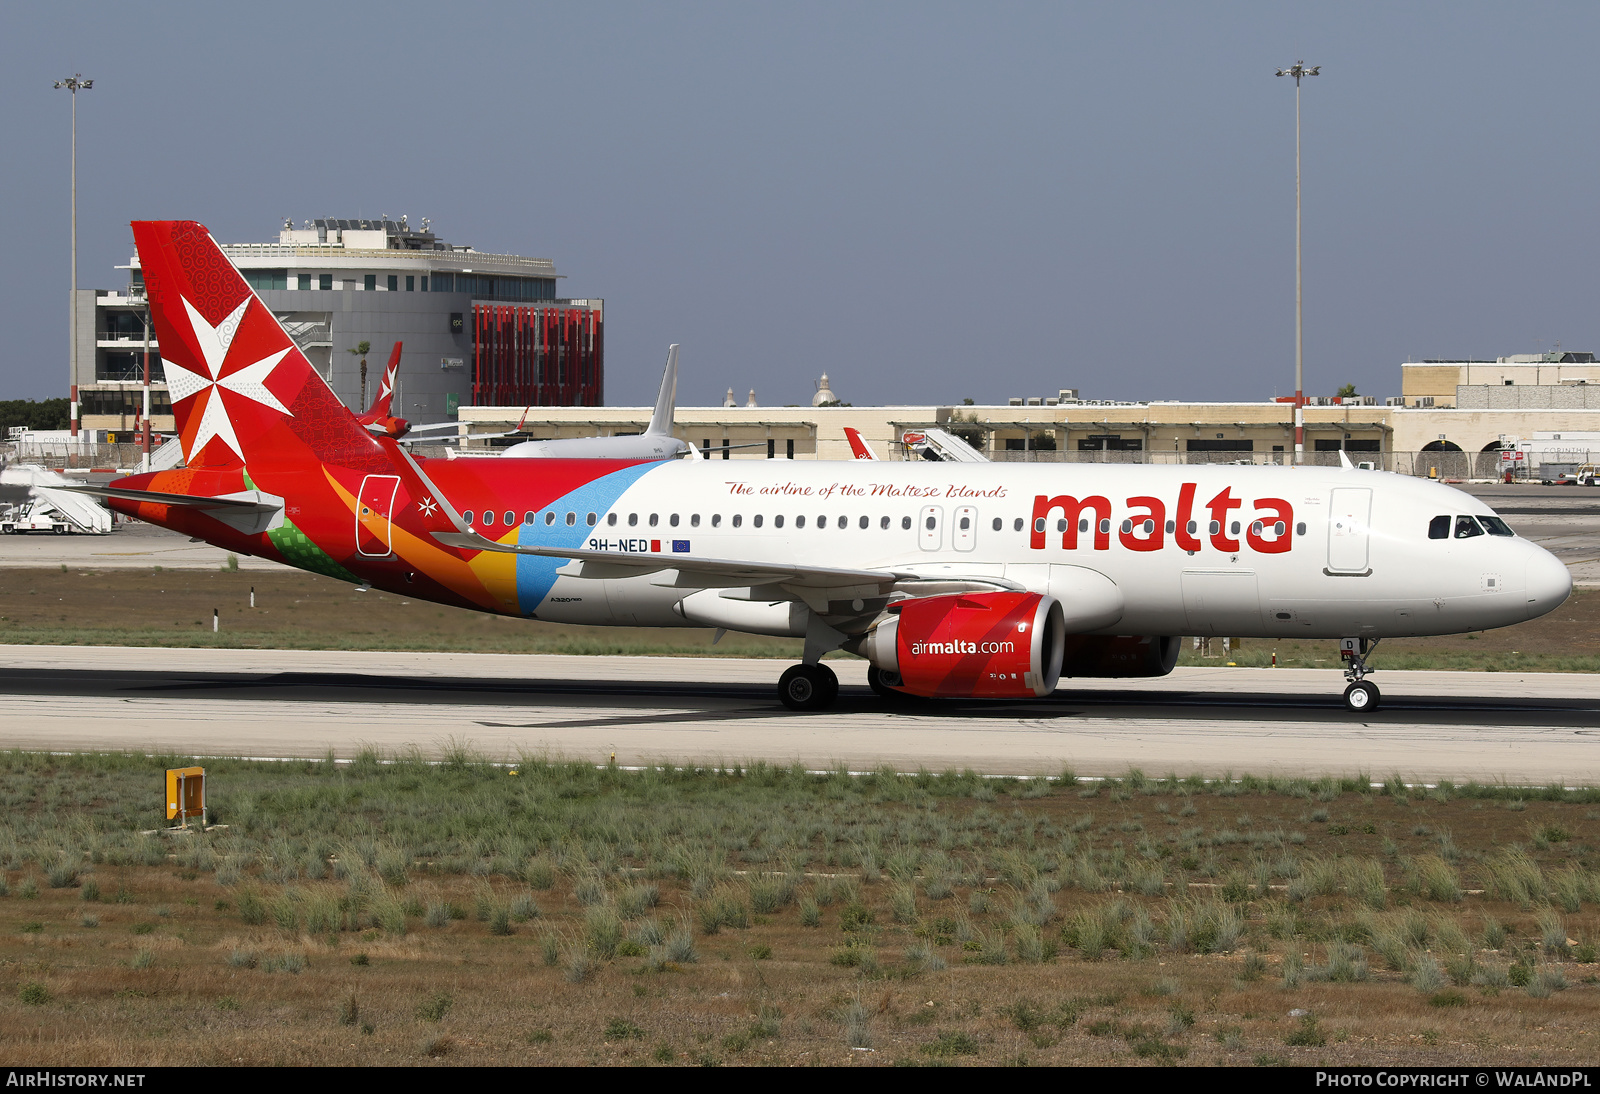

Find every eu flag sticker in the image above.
[672,540,690,553]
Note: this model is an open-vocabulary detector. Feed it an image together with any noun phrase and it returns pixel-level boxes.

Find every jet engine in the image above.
[859,591,1066,698]
[1059,634,1181,678]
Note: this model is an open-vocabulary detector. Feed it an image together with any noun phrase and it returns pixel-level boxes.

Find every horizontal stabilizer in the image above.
[59,483,281,513]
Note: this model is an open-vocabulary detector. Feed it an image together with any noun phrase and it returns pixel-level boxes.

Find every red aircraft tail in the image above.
[356,342,403,425]
[131,220,377,472]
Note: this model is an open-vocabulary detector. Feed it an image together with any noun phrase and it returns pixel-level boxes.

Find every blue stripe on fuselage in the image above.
[513,462,659,615]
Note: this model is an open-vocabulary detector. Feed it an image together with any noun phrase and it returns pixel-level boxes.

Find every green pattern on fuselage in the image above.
[266,518,360,583]
[244,470,360,584]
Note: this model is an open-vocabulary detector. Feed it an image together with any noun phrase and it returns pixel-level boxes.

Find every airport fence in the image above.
[984,448,1599,480]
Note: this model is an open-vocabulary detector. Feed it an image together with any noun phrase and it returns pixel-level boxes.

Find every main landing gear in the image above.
[1340,637,1381,713]
[778,663,838,712]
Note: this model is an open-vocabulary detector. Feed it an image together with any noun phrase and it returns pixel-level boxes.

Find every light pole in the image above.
[1275,61,1318,464]
[54,74,93,441]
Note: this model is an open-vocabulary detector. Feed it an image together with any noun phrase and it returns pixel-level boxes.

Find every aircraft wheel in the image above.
[779,663,837,712]
[1343,680,1380,714]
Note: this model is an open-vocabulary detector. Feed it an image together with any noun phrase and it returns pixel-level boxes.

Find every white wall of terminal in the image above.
[459,401,1600,464]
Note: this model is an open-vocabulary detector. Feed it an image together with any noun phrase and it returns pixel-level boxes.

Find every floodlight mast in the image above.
[1275,61,1318,464]
[54,75,93,440]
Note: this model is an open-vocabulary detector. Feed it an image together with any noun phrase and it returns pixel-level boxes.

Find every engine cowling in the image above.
[861,591,1066,698]
[1059,634,1181,678]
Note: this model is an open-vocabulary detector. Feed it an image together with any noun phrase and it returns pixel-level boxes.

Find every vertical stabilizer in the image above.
[645,344,679,437]
[131,220,379,472]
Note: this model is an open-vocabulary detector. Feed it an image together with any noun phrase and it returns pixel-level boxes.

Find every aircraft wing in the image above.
[432,529,913,590]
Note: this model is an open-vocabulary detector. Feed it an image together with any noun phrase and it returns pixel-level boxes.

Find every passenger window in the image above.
[859,516,869,530]
[796,515,806,529]
[607,513,618,527]
[565,512,576,526]
[1034,518,1046,533]
[819,515,827,528]
[669,514,680,527]
[1120,520,1131,534]
[1099,519,1111,534]
[991,517,1002,532]
[524,512,535,525]
[628,513,638,527]
[1273,521,1286,536]
[902,516,912,530]
[586,513,597,526]
[882,516,891,530]
[1454,516,1484,539]
[838,516,848,529]
[1078,519,1088,534]
[1429,515,1450,540]
[1251,521,1263,536]
[1187,521,1198,535]
[690,514,700,528]
[774,515,785,529]
[1013,517,1023,532]
[545,512,556,526]
[482,512,495,526]
[1165,520,1175,534]
[1230,521,1241,536]
[1295,522,1307,536]
[504,511,514,527]
[754,515,763,528]
[1480,516,1515,537]
[732,514,742,528]
[711,514,721,528]
[649,514,659,527]
[462,510,474,524]
[1209,520,1220,535]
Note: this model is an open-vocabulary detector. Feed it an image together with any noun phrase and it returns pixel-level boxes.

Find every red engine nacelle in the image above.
[861,591,1067,698]
[1058,634,1181,678]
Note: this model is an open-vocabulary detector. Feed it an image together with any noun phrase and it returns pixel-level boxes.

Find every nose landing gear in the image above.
[1340,637,1381,713]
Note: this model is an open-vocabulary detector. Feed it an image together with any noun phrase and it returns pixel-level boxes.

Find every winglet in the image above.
[646,344,679,437]
[1338,450,1355,470]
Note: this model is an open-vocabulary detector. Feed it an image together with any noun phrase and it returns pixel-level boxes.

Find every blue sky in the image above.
[3,2,1596,408]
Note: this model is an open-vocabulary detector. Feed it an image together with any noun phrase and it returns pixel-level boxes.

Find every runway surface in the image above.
[2,645,1596,783]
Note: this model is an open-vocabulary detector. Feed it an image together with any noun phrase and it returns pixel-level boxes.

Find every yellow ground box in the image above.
[165,766,205,823]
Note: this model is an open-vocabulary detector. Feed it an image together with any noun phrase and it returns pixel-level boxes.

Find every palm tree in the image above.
[349,341,372,408]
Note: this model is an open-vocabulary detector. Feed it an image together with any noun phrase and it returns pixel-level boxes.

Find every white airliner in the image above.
[91,220,1574,717]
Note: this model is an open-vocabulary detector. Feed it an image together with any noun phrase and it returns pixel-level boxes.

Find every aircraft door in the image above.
[356,474,401,557]
[1327,488,1373,574]
[953,506,977,551]
[919,506,944,551]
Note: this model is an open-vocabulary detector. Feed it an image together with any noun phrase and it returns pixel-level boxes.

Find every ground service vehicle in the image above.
[76,222,1572,714]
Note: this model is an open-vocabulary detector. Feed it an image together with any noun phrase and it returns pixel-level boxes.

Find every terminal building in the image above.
[72,217,603,434]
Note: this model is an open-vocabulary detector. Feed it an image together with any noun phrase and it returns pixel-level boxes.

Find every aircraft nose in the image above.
[1524,546,1572,620]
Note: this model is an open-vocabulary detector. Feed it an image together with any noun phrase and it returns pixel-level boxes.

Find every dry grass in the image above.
[1,754,1598,1065]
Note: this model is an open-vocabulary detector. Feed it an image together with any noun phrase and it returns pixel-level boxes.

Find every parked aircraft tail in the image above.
[357,342,403,425]
[646,344,679,437]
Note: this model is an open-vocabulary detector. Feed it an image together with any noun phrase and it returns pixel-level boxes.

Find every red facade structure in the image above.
[471,302,603,407]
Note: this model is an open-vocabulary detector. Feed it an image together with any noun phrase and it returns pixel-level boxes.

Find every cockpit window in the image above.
[1454,515,1485,539]
[1479,515,1515,537]
[1428,515,1450,540]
